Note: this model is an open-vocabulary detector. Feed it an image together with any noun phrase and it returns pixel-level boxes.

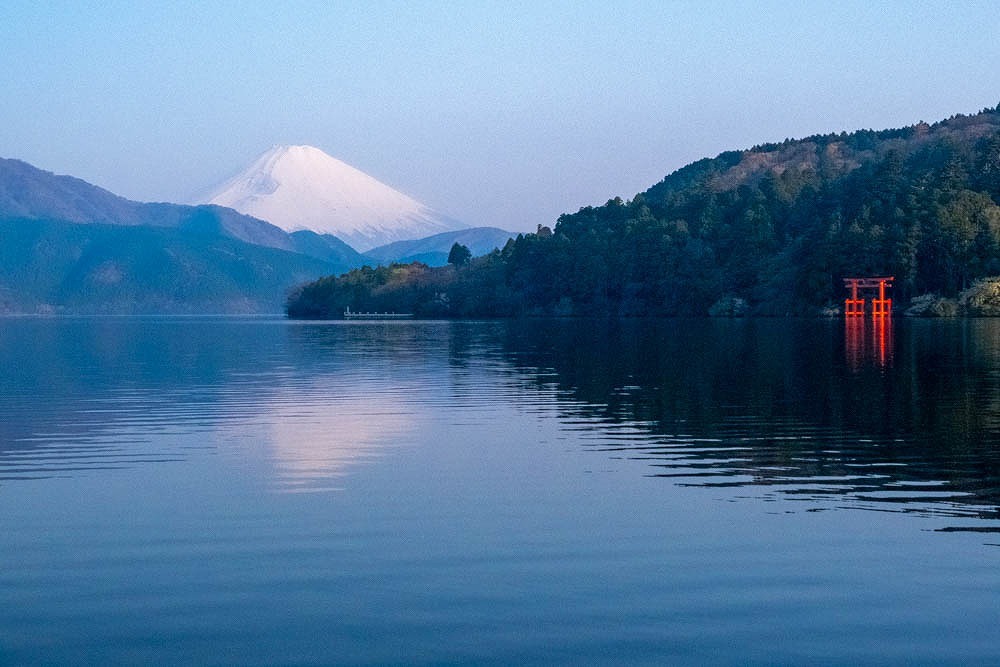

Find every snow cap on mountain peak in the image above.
[200,145,465,252]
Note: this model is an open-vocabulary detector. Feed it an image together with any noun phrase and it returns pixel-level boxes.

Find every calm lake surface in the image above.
[2,316,1000,664]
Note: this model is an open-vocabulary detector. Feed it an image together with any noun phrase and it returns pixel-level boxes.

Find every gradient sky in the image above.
[1,1,998,232]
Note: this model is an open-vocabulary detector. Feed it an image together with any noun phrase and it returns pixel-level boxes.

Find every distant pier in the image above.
[343,307,412,320]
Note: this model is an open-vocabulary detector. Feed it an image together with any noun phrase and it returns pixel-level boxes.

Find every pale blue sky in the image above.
[1,1,998,231]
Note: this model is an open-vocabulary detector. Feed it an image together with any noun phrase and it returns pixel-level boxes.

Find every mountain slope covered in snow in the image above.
[199,145,466,252]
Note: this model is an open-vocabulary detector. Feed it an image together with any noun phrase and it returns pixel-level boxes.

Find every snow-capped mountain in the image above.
[198,145,466,252]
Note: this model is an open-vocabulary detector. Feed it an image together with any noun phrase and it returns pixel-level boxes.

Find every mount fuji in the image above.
[198,145,467,252]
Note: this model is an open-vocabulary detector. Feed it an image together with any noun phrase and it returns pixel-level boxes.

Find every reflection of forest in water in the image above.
[5,317,1000,525]
[492,318,1000,525]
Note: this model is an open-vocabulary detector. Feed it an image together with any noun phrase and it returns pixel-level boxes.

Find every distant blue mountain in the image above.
[288,230,363,265]
[364,227,515,266]
[0,158,367,313]
[0,218,344,314]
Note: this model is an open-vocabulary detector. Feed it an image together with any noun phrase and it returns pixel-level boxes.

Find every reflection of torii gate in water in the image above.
[843,276,895,369]
[843,276,893,316]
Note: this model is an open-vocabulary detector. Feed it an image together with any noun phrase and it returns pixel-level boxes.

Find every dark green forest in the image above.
[287,106,1000,318]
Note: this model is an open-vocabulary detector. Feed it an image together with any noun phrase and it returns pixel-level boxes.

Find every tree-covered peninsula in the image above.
[287,106,1000,318]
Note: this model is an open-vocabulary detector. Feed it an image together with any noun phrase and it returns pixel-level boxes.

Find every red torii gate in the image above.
[843,276,893,316]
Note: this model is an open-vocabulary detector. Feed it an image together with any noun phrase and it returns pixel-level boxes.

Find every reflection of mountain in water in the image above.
[494,319,1000,528]
[0,319,435,489]
[263,387,414,494]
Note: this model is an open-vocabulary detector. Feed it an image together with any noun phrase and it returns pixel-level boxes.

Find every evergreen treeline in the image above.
[287,106,1000,318]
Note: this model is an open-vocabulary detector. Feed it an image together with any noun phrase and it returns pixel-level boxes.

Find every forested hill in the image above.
[287,105,1000,318]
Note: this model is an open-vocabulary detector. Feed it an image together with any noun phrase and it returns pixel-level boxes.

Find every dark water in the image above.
[1,317,999,664]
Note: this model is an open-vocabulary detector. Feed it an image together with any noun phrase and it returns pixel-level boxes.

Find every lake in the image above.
[1,316,999,664]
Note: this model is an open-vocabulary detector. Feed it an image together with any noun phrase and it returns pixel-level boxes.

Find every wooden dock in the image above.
[343,308,412,320]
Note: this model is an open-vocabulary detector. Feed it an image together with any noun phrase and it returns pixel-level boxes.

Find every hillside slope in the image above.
[288,105,1000,318]
[0,158,311,252]
[0,158,368,313]
[0,218,339,314]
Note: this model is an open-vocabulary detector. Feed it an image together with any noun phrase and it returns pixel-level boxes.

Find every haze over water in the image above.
[2,317,999,664]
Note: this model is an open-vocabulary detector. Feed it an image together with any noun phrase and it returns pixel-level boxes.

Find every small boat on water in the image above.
[343,307,413,320]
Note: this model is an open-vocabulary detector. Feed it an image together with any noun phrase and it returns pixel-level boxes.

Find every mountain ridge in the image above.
[0,158,371,313]
[0,156,368,266]
[0,217,343,314]
[0,157,298,252]
[363,227,515,266]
